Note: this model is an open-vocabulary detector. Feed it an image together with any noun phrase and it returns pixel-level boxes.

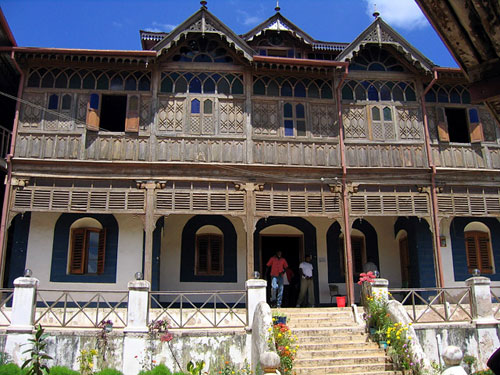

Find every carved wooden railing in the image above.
[252,137,340,167]
[0,125,12,160]
[345,141,427,168]
[432,143,500,170]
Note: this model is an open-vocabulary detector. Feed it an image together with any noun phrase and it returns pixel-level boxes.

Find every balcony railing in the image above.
[0,125,12,160]
[388,287,473,323]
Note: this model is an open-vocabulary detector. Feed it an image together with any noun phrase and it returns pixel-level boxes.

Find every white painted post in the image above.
[465,276,495,321]
[7,276,39,333]
[245,278,267,330]
[124,279,150,333]
[370,278,389,302]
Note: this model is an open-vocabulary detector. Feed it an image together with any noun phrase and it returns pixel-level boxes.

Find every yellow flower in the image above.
[89,364,93,368]
[268,327,272,332]
[278,333,282,338]
[285,346,289,350]
[387,340,391,344]
[408,336,412,340]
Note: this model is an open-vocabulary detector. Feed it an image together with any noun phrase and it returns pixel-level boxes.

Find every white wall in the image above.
[25,212,143,290]
[160,214,246,291]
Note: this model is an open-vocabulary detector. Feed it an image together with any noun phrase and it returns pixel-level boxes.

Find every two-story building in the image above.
[2,2,500,306]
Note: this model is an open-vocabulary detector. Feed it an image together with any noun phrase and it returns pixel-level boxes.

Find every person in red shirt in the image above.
[266,250,288,308]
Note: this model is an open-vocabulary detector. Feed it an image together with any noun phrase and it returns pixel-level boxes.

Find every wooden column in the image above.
[142,181,157,283]
[237,182,262,280]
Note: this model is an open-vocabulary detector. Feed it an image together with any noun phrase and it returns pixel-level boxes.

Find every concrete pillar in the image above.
[369,278,389,302]
[466,276,495,321]
[125,279,150,333]
[246,278,267,330]
[8,276,39,333]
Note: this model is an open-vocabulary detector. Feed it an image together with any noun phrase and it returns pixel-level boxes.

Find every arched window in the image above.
[339,229,366,277]
[283,103,306,137]
[464,222,494,274]
[69,218,106,275]
[195,226,223,275]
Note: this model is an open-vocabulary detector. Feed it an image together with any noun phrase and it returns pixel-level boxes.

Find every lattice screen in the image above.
[158,98,184,133]
[252,101,279,136]
[343,106,367,138]
[438,194,500,216]
[350,194,429,216]
[21,93,44,129]
[397,107,422,140]
[13,188,145,213]
[310,103,337,137]
[156,190,245,213]
[219,100,245,134]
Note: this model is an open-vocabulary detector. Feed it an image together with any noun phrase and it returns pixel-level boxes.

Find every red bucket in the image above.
[336,296,346,308]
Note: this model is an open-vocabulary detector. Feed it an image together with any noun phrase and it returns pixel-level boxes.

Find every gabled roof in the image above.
[152,5,254,61]
[242,12,315,45]
[336,17,435,72]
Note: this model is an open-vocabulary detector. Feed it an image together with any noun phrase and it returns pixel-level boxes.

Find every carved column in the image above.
[244,70,254,164]
[138,180,164,283]
[236,182,263,280]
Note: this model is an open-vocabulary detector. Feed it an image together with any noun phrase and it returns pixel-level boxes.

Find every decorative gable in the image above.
[337,17,435,72]
[153,5,254,61]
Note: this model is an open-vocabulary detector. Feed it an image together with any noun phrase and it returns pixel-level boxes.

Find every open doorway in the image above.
[260,235,303,307]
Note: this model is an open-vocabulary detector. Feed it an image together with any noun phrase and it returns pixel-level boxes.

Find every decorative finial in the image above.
[200,0,207,8]
[275,0,280,12]
[373,3,380,18]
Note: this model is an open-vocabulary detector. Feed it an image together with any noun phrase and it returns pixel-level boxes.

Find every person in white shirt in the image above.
[296,254,315,307]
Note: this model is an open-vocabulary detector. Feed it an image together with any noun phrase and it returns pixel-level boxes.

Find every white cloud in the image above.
[148,22,177,32]
[363,0,428,30]
[236,9,263,26]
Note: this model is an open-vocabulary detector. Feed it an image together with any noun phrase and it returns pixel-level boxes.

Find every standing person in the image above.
[266,250,288,308]
[296,254,315,307]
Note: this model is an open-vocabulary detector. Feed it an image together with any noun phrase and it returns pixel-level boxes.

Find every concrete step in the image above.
[294,362,399,375]
[298,333,368,344]
[296,347,383,359]
[292,326,365,336]
[295,354,388,368]
[298,341,379,351]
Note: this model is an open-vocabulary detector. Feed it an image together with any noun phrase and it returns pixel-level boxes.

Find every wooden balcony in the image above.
[345,141,427,168]
[432,143,500,170]
[0,125,12,170]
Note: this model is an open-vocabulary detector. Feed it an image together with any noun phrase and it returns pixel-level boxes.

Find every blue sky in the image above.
[1,0,457,67]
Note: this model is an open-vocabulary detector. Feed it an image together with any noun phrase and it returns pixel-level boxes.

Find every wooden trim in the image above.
[195,233,224,276]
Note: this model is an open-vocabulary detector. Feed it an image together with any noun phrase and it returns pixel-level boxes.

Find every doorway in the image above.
[399,236,410,287]
[261,235,303,307]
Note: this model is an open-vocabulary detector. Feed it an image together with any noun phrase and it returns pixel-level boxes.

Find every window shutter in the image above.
[437,108,450,142]
[210,235,223,273]
[477,234,493,274]
[70,228,86,274]
[125,95,140,132]
[469,108,484,143]
[351,237,364,274]
[86,93,100,131]
[464,233,478,273]
[197,235,209,274]
[97,228,106,274]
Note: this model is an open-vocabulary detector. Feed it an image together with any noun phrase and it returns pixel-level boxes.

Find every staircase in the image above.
[279,307,404,375]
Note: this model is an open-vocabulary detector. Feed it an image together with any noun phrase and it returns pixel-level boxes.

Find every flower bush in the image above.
[364,292,391,341]
[385,322,413,370]
[357,271,376,285]
[78,349,98,375]
[267,322,298,375]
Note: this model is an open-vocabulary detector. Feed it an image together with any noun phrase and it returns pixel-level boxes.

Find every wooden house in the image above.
[2,2,500,306]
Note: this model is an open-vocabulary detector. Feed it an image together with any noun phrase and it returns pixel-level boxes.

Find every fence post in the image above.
[369,278,389,302]
[465,276,494,321]
[7,275,39,332]
[124,279,150,333]
[246,278,267,330]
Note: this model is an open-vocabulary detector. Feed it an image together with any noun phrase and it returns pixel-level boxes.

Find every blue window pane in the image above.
[425,90,436,102]
[175,78,188,93]
[138,76,150,91]
[405,87,416,102]
[380,86,391,101]
[191,99,200,114]
[383,107,392,121]
[295,82,306,97]
[462,90,471,104]
[190,77,202,93]
[253,80,265,95]
[161,77,173,93]
[284,120,294,136]
[308,84,319,98]
[231,78,244,95]
[110,75,123,90]
[89,94,99,110]
[194,54,212,62]
[393,86,404,102]
[368,85,379,101]
[296,104,305,118]
[284,103,293,118]
[203,79,216,93]
[281,82,293,97]
[83,74,95,90]
[217,79,230,95]
[372,107,380,121]
[87,231,99,274]
[450,89,461,103]
[267,81,279,96]
[369,63,386,71]
[287,49,294,58]
[469,108,479,123]
[354,85,366,100]
[342,85,354,100]
[69,74,81,89]
[438,88,448,103]
[48,94,59,110]
[321,85,333,99]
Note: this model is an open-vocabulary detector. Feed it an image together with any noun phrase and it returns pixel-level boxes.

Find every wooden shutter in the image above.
[469,108,484,143]
[465,231,493,274]
[70,228,86,274]
[125,95,140,132]
[437,108,450,142]
[196,235,209,274]
[97,228,106,274]
[210,235,223,274]
[86,93,100,131]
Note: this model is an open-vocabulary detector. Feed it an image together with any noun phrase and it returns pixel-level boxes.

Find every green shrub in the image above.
[49,366,79,375]
[0,363,22,375]
[95,369,123,375]
[138,365,172,375]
